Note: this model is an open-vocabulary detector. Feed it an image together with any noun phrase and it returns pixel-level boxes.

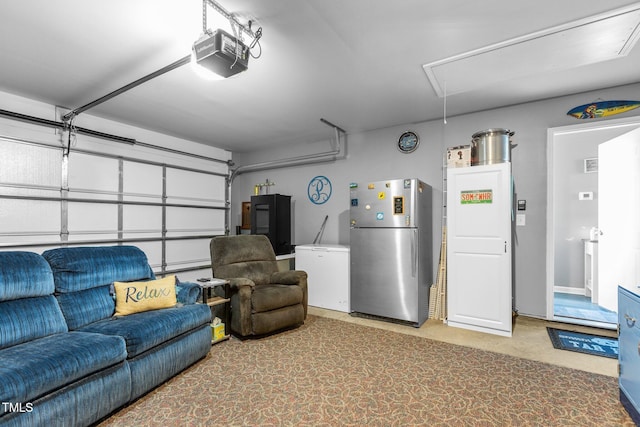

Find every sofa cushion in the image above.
[55,280,200,330]
[43,246,154,293]
[78,303,211,358]
[0,296,68,350]
[114,275,177,316]
[0,331,127,405]
[55,285,115,330]
[252,284,303,313]
[0,251,54,302]
[128,325,211,401]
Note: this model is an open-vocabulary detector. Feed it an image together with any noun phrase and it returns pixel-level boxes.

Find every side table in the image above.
[198,279,230,344]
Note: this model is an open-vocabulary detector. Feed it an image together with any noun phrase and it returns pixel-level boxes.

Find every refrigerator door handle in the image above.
[411,229,417,278]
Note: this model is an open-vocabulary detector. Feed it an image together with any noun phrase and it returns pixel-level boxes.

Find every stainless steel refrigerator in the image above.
[349,178,432,326]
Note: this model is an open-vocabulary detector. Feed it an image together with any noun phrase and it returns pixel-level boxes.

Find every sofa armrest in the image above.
[175,280,202,304]
[270,270,307,285]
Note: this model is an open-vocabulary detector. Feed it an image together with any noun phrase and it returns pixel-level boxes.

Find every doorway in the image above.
[546,116,640,329]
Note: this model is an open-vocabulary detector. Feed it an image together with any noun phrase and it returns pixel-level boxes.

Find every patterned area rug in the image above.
[99,315,634,426]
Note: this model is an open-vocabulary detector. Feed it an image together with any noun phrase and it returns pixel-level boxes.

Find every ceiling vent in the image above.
[423,4,640,97]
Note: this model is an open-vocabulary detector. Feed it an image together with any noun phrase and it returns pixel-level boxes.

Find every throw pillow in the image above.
[114,275,177,316]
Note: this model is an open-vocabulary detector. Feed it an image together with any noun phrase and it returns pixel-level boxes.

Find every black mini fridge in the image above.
[250,194,291,255]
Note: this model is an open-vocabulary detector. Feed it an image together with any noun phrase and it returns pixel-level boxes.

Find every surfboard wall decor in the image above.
[567,100,640,119]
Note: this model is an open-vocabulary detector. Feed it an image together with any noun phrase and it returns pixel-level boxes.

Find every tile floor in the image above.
[309,306,618,378]
[554,292,617,324]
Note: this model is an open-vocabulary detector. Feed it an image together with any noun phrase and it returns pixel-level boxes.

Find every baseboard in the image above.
[553,286,586,296]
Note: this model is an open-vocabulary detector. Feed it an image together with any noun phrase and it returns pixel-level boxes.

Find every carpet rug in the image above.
[100,316,633,426]
[547,327,619,359]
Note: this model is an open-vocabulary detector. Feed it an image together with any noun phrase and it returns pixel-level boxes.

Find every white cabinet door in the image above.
[447,163,512,336]
[598,127,640,312]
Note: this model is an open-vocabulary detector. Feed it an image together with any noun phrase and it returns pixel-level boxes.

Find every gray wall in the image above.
[231,82,640,318]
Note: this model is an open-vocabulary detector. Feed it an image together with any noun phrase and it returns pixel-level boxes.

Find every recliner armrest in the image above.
[228,277,256,289]
[270,270,307,285]
[226,277,255,336]
[175,281,202,304]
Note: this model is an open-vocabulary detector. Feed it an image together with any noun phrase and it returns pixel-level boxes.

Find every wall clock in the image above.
[398,131,420,153]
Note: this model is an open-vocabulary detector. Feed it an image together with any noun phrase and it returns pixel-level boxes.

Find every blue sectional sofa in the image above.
[0,246,212,426]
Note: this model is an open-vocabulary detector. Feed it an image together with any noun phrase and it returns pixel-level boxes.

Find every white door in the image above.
[598,127,640,312]
[447,163,512,336]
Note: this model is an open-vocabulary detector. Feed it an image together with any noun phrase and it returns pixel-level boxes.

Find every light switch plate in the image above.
[516,214,526,226]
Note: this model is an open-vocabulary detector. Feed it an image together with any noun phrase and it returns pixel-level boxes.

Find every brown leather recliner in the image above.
[209,235,307,337]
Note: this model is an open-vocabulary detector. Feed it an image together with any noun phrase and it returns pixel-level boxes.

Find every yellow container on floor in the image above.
[211,323,225,341]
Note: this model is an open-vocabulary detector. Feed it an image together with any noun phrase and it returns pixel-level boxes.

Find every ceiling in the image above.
[1,1,640,153]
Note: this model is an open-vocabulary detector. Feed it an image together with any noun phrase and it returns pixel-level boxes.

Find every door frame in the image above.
[546,115,640,325]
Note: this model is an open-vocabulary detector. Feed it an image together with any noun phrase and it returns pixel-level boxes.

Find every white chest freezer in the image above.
[295,244,350,312]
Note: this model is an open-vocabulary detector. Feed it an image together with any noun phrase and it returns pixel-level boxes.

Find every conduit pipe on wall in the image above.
[225,118,347,234]
[229,118,346,181]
